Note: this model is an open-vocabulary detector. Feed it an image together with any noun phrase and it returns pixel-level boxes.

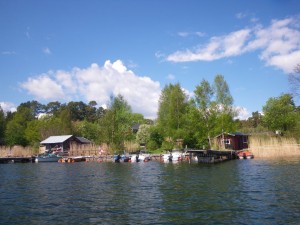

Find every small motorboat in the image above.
[161,151,184,162]
[35,153,62,162]
[237,150,254,159]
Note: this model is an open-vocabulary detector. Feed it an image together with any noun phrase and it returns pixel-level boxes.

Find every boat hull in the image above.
[35,156,62,162]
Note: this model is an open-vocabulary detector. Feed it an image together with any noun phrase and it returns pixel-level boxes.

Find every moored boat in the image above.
[237,150,254,159]
[35,153,62,162]
[161,151,185,162]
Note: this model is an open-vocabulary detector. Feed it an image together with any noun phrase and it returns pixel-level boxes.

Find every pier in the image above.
[186,149,236,163]
[0,157,35,163]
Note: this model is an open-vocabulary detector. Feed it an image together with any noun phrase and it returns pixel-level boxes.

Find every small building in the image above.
[40,135,92,153]
[132,123,140,133]
[215,132,249,150]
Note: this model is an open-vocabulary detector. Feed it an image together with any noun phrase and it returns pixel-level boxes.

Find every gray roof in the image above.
[215,132,248,138]
[76,137,92,144]
[40,135,73,144]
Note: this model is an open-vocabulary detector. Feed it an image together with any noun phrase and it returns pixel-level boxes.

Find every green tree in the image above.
[213,75,236,147]
[5,106,35,146]
[262,93,298,133]
[24,120,41,147]
[193,79,216,147]
[73,120,100,143]
[85,101,98,122]
[98,94,133,152]
[38,115,68,140]
[136,124,151,146]
[56,106,73,134]
[67,101,87,121]
[214,75,233,110]
[45,101,62,115]
[157,83,188,141]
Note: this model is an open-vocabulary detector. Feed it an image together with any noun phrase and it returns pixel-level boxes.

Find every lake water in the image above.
[0,158,299,224]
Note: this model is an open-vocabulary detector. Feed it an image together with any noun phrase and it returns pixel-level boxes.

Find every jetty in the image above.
[186,149,237,163]
[0,157,35,163]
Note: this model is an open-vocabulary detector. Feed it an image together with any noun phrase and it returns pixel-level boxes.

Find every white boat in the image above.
[35,153,62,162]
[170,151,184,162]
[161,153,172,162]
[131,153,151,162]
[161,151,184,162]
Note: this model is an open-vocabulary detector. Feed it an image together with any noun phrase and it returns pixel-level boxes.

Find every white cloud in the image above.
[178,31,205,37]
[21,75,65,99]
[234,106,251,120]
[167,16,300,74]
[167,29,251,62]
[21,60,161,119]
[0,102,17,112]
[43,47,51,55]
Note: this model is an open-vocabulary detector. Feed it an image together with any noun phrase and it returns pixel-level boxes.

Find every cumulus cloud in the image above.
[234,106,251,120]
[20,60,161,119]
[0,102,17,112]
[167,16,300,73]
[21,75,65,99]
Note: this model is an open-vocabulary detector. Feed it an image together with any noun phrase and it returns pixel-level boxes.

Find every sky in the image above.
[1,0,300,120]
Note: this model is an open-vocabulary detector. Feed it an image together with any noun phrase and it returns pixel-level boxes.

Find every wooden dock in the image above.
[0,157,34,164]
[186,149,237,163]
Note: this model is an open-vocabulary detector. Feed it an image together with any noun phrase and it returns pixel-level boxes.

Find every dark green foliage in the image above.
[157,83,188,139]
[262,93,298,133]
[97,94,134,150]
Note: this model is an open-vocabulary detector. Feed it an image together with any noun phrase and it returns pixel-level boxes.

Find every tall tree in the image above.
[193,79,216,147]
[98,94,133,151]
[85,101,98,122]
[157,83,188,140]
[67,101,87,121]
[214,74,233,111]
[45,101,62,115]
[213,74,236,136]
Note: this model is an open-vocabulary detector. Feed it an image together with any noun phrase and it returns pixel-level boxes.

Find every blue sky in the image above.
[1,0,300,119]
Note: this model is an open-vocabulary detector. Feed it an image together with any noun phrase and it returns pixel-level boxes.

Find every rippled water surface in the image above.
[0,158,300,224]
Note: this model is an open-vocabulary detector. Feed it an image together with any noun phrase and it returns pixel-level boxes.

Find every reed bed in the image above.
[249,136,300,158]
[0,145,35,157]
[69,143,108,157]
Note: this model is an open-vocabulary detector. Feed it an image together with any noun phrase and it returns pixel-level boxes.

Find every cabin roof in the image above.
[76,136,92,144]
[40,135,73,144]
[215,132,248,138]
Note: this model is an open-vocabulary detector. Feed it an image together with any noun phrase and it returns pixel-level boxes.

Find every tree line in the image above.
[0,74,299,153]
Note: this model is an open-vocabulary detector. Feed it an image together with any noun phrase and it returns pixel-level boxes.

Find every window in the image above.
[223,139,230,145]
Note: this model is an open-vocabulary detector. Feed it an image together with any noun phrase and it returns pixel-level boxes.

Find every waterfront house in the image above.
[215,132,249,150]
[40,135,92,153]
